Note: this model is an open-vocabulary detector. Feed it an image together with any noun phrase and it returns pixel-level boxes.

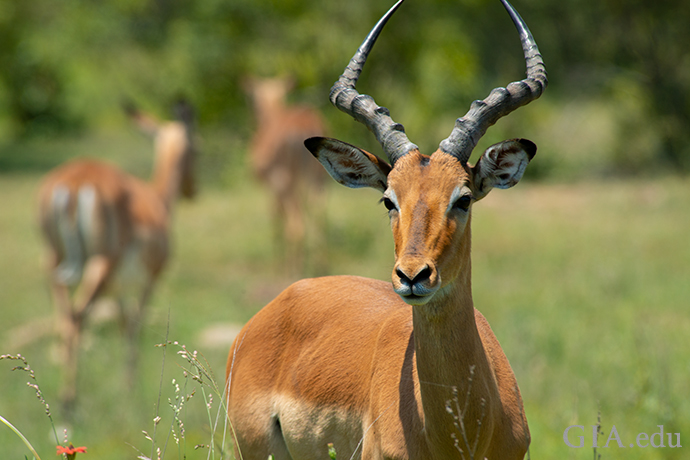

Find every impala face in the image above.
[384,151,473,305]
[306,136,536,307]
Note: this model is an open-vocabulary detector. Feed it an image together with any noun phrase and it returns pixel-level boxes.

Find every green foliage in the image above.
[0,0,689,174]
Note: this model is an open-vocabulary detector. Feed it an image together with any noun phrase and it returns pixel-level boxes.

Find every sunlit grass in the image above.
[473,179,690,459]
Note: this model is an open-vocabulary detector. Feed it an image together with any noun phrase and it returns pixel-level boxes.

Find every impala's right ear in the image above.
[305,137,391,192]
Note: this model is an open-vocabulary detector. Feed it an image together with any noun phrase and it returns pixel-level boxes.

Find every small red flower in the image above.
[56,443,87,458]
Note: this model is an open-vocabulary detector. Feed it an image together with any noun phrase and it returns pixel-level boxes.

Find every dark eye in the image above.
[381,197,397,212]
[452,194,472,212]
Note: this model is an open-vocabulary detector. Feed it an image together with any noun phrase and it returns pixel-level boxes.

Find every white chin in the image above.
[399,293,434,306]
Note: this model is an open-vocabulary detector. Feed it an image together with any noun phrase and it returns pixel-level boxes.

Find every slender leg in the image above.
[284,196,305,276]
[58,255,112,418]
[303,183,329,276]
[73,255,112,318]
[57,304,81,419]
[120,278,155,389]
[50,279,72,320]
[273,196,288,269]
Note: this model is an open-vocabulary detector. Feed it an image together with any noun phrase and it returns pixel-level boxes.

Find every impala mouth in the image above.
[394,284,438,305]
[398,292,434,306]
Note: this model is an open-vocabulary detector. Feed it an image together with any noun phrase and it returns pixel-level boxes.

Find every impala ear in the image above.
[470,138,536,200]
[305,137,391,192]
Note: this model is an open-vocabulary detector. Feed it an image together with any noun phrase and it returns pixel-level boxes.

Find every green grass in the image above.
[1,131,689,459]
[472,180,690,459]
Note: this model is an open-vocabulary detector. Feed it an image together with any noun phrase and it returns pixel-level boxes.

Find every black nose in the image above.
[396,265,432,286]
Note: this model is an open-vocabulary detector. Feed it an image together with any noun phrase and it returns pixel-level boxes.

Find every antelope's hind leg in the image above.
[231,413,293,460]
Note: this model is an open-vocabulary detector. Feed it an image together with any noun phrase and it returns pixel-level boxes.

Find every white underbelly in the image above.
[275,395,365,460]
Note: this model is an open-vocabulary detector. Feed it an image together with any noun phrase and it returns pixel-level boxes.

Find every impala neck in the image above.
[152,123,189,211]
[254,96,286,128]
[411,223,497,456]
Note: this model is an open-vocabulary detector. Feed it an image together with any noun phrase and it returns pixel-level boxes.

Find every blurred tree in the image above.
[605,0,690,170]
[0,2,83,137]
[533,0,690,173]
[0,0,688,175]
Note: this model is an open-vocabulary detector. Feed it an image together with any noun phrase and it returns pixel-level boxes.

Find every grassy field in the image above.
[0,131,689,459]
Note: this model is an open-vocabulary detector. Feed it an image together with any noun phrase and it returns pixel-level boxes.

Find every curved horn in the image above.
[330,0,418,166]
[439,0,547,163]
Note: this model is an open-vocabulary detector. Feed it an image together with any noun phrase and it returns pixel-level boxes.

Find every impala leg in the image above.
[49,273,77,415]
[119,278,154,389]
[49,278,72,321]
[283,195,305,276]
[72,255,112,318]
[45,249,79,418]
[58,255,112,417]
[56,300,81,419]
[273,194,303,275]
[272,195,287,261]
[45,246,72,319]
[304,184,329,276]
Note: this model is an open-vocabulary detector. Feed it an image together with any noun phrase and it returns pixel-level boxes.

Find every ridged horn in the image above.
[329,0,418,166]
[439,0,547,163]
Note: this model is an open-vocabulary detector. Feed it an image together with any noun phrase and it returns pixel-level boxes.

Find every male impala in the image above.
[244,77,327,273]
[38,100,196,413]
[226,0,546,458]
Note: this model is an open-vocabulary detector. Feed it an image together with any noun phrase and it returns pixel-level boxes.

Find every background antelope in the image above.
[38,100,196,415]
[244,77,327,275]
[226,0,546,459]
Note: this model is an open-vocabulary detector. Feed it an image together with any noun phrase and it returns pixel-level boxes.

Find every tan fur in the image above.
[245,77,327,274]
[226,148,532,459]
[38,105,195,415]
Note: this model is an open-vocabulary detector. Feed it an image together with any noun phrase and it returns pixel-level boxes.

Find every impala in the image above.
[244,77,327,273]
[226,0,546,458]
[38,100,196,413]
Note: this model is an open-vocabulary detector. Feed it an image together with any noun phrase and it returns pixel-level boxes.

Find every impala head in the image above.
[243,76,296,120]
[305,0,546,306]
[124,99,198,201]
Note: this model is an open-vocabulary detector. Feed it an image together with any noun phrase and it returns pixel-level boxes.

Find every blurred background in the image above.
[0,0,688,458]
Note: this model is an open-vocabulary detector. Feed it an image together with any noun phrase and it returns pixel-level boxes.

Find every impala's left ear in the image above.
[470,138,536,201]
